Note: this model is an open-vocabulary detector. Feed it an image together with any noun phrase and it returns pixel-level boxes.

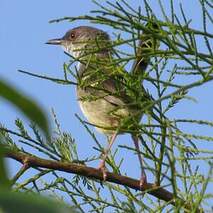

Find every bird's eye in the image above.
[70,33,75,39]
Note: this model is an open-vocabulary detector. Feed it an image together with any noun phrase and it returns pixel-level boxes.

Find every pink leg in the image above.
[132,135,147,188]
[98,132,118,181]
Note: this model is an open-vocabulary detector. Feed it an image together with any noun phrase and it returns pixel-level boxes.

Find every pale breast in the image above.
[76,87,137,135]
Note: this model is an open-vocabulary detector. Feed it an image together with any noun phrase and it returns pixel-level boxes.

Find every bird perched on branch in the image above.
[47,25,159,187]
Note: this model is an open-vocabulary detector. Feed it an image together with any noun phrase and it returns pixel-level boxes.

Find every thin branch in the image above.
[11,164,29,185]
[18,70,76,85]
[5,148,202,212]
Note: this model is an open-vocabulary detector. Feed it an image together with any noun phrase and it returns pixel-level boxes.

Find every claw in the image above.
[98,160,108,181]
[132,135,148,189]
[139,173,147,189]
[97,133,118,181]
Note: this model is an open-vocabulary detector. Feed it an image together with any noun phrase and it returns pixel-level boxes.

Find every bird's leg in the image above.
[132,135,147,188]
[98,132,118,181]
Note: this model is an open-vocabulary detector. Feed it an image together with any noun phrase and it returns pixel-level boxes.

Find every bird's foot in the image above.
[139,174,147,189]
[98,160,108,181]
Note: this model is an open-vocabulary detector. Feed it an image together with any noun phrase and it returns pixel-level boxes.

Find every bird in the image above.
[46,26,155,187]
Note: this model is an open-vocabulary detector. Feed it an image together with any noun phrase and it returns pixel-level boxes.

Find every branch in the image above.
[5,149,202,212]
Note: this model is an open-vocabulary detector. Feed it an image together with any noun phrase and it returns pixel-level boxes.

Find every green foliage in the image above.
[0,190,77,213]
[1,0,213,212]
[0,80,50,139]
[51,111,79,162]
[0,144,10,190]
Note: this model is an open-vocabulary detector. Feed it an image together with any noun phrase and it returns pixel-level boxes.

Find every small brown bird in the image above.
[47,26,151,187]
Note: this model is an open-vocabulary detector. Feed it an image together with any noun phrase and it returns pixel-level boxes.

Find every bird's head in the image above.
[46,26,111,58]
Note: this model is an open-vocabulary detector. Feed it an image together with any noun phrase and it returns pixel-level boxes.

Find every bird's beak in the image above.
[46,38,63,45]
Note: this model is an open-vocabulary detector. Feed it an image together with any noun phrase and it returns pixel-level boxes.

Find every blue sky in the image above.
[1,0,212,207]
